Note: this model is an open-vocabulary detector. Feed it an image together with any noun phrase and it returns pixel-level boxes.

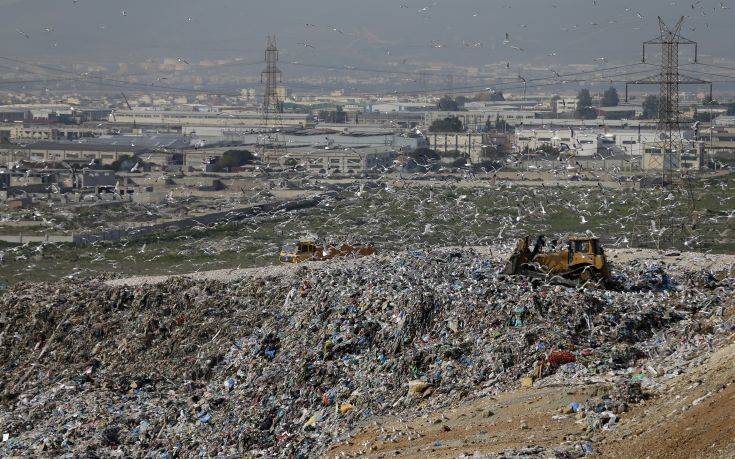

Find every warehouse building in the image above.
[261,146,396,174]
[110,109,313,128]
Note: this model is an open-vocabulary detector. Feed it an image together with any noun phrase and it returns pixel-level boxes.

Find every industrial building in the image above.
[424,110,541,131]
[478,131,513,162]
[426,130,512,163]
[0,110,29,123]
[594,105,643,120]
[0,142,141,167]
[514,128,665,157]
[700,126,735,156]
[642,141,705,172]
[0,134,189,168]
[110,109,313,128]
[428,131,487,163]
[0,123,108,141]
[514,128,599,156]
[552,98,579,115]
[261,146,396,174]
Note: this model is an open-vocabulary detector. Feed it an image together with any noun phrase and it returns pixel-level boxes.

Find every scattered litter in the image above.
[0,249,732,456]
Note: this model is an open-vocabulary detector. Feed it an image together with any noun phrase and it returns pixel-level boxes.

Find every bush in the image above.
[110,155,137,172]
[430,116,464,132]
[437,96,459,111]
[213,150,255,171]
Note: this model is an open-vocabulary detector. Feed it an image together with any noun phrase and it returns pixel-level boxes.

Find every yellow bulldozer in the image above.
[279,240,375,264]
[504,235,612,286]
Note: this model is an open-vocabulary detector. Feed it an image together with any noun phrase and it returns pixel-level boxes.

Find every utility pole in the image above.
[418,72,428,95]
[445,73,454,94]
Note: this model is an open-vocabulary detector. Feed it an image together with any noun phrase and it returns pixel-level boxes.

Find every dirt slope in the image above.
[596,341,735,459]
[328,340,735,458]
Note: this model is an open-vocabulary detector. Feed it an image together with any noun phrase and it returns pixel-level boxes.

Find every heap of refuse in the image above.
[0,249,732,457]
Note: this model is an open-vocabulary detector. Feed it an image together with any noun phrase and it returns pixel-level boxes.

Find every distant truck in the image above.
[279,240,375,264]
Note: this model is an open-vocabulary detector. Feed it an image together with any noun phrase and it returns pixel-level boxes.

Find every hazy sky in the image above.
[0,0,733,71]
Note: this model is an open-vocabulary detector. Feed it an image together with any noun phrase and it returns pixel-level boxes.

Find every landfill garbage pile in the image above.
[0,249,733,457]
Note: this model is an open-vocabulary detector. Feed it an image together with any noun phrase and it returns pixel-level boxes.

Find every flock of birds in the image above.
[2,1,735,282]
[287,0,731,63]
[6,0,733,75]
[1,173,733,284]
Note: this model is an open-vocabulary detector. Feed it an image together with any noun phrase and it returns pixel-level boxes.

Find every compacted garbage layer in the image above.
[0,249,732,457]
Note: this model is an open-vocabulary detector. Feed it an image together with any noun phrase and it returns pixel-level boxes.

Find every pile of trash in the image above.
[0,249,732,457]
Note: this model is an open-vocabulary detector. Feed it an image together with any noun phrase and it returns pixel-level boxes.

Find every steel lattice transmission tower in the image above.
[258,35,286,168]
[626,16,711,249]
[261,35,283,123]
[625,16,710,186]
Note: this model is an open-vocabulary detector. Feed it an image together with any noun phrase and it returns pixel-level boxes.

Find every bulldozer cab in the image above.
[567,237,603,260]
[569,237,602,254]
[561,236,608,277]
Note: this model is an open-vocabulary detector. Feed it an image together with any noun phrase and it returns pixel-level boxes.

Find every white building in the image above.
[425,110,540,132]
[370,102,435,113]
[514,128,598,156]
[515,127,671,158]
[110,109,312,128]
[428,132,484,160]
[261,146,396,174]
[602,130,660,156]
[642,140,705,172]
[553,98,579,114]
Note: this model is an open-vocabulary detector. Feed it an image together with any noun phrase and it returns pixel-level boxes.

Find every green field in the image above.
[1,176,733,286]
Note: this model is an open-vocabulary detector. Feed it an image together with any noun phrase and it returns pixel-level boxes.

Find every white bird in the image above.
[356,183,366,198]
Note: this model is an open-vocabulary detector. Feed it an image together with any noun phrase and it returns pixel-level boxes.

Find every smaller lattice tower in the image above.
[261,35,283,124]
[258,35,286,167]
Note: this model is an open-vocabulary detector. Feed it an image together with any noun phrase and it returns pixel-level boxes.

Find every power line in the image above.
[0,54,665,100]
[284,60,649,82]
[689,61,735,73]
[0,56,241,96]
[345,67,666,97]
[0,68,666,100]
[678,65,735,81]
[0,78,83,85]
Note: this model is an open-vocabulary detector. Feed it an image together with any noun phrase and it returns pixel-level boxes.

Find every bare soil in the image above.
[327,341,735,459]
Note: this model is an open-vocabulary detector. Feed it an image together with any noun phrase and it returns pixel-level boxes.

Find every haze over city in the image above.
[1,1,734,458]
[2,1,735,67]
